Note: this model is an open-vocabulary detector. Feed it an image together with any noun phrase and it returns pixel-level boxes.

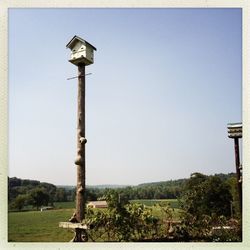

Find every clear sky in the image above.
[8,8,242,186]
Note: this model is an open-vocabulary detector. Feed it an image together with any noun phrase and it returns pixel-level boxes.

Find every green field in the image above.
[130,199,180,208]
[8,209,75,242]
[53,201,75,209]
[8,200,181,242]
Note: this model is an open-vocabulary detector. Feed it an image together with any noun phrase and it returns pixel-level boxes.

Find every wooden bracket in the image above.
[59,222,88,230]
[59,222,88,242]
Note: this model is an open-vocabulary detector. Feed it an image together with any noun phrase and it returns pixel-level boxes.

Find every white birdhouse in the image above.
[66,35,96,66]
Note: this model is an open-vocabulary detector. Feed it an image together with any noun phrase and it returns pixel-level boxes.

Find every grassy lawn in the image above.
[53,201,75,209]
[8,199,182,242]
[8,209,75,242]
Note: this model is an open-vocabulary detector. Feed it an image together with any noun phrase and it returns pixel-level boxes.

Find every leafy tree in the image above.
[8,177,57,207]
[86,188,98,201]
[8,177,21,188]
[55,188,67,202]
[181,173,232,218]
[21,179,39,187]
[29,188,49,210]
[8,186,21,202]
[11,194,31,211]
[179,173,241,242]
[185,172,207,190]
[226,176,240,218]
[68,188,76,201]
[202,176,232,217]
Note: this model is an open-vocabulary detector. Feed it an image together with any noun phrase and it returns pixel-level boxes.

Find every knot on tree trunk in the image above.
[75,156,83,165]
[77,185,84,194]
[80,137,87,144]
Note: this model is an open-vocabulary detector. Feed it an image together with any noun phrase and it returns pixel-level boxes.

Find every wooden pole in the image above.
[59,64,88,242]
[75,63,86,221]
[74,63,87,241]
[234,138,242,214]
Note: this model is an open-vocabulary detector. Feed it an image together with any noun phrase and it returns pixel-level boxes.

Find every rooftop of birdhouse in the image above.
[66,35,97,51]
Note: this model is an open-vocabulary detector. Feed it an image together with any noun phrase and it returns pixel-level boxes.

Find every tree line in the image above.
[8,172,239,216]
[8,176,187,211]
[8,177,72,211]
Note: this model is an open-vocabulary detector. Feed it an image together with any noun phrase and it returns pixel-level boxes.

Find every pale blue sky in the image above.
[9,8,242,185]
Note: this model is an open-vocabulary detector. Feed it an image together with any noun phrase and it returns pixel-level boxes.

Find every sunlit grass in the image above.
[8,209,74,242]
[130,199,180,208]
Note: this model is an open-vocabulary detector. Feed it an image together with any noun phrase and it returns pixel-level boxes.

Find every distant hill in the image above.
[8,177,56,189]
[56,185,75,190]
[9,172,236,191]
[56,184,130,190]
[87,184,131,189]
[138,178,188,187]
[138,173,236,187]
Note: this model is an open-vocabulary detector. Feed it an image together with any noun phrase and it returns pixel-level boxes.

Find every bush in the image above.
[84,190,175,241]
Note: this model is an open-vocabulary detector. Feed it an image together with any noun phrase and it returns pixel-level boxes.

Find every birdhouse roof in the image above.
[227,122,242,129]
[66,35,97,51]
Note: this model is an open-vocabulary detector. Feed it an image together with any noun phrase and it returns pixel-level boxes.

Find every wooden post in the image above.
[75,63,86,223]
[68,63,88,242]
[227,123,242,218]
[59,64,88,242]
[234,138,242,213]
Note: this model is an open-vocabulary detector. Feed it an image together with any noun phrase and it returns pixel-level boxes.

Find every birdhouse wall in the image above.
[70,41,87,61]
[86,46,94,64]
[74,41,83,52]
[68,39,95,66]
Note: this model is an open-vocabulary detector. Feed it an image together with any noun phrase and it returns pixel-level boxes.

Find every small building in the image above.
[87,201,108,209]
[40,206,54,212]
